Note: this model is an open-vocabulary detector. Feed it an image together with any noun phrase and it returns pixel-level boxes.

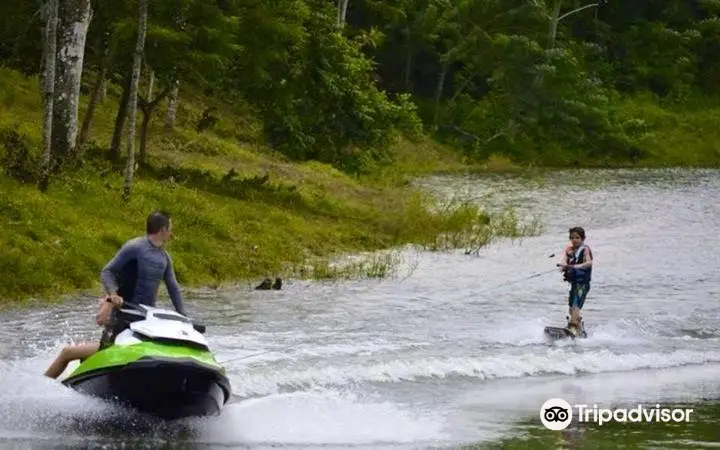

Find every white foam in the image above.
[0,355,121,434]
[229,348,720,397]
[0,355,447,447]
[193,388,447,446]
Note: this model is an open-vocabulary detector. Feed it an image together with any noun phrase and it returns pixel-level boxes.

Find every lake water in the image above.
[0,168,719,449]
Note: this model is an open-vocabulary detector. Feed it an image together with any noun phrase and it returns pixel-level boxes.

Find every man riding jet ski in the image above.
[43,211,231,419]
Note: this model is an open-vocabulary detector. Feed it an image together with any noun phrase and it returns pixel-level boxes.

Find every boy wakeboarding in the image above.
[557,227,593,337]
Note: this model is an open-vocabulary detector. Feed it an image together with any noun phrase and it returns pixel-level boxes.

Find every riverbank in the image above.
[3,64,720,305]
[0,67,532,306]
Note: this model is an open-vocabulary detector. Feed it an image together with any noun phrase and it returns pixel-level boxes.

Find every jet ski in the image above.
[61,303,232,420]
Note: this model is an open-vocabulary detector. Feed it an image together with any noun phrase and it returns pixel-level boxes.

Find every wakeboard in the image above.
[544,325,587,341]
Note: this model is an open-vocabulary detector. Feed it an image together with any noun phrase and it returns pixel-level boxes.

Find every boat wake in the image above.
[227,348,720,397]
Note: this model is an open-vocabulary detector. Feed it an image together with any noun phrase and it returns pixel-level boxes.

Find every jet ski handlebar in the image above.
[116,302,207,334]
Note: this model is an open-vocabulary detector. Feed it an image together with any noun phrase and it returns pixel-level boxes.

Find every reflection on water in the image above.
[0,168,719,449]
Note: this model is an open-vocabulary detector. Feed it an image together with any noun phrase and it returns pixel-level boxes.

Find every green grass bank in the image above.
[0,67,532,306]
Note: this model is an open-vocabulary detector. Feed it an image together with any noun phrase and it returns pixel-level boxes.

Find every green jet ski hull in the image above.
[61,305,232,420]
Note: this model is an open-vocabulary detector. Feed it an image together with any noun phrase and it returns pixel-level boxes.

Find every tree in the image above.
[123,0,148,200]
[547,0,605,48]
[51,0,93,170]
[39,0,59,192]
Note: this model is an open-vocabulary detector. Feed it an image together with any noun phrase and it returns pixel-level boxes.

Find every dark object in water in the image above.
[255,277,282,290]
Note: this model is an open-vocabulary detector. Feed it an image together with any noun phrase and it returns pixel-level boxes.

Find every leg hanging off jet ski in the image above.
[44,342,101,379]
[44,295,123,379]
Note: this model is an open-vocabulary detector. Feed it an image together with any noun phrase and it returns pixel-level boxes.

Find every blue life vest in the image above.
[566,245,592,284]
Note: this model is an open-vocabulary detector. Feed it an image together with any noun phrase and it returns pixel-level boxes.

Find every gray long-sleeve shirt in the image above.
[100,236,186,315]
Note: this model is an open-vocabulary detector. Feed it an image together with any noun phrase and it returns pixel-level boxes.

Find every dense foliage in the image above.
[1,0,720,179]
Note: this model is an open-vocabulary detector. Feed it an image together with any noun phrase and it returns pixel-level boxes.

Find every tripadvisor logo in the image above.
[540,398,694,430]
[540,398,573,431]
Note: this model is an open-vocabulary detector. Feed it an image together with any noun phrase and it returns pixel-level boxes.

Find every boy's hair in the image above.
[568,226,585,240]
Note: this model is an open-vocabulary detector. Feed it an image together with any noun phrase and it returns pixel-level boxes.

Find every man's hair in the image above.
[146,210,171,234]
[568,226,586,240]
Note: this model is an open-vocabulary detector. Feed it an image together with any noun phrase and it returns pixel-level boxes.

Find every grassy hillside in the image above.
[3,62,718,305]
[0,67,532,305]
[610,92,720,167]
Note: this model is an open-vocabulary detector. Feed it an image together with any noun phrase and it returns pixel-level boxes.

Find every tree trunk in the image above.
[51,0,93,169]
[139,70,157,165]
[164,79,180,130]
[138,85,172,166]
[139,110,151,166]
[77,44,109,149]
[109,76,130,161]
[433,62,448,128]
[547,0,562,48]
[448,71,480,105]
[403,32,413,90]
[337,0,349,27]
[123,0,148,200]
[146,69,154,100]
[548,1,601,48]
[39,0,58,193]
